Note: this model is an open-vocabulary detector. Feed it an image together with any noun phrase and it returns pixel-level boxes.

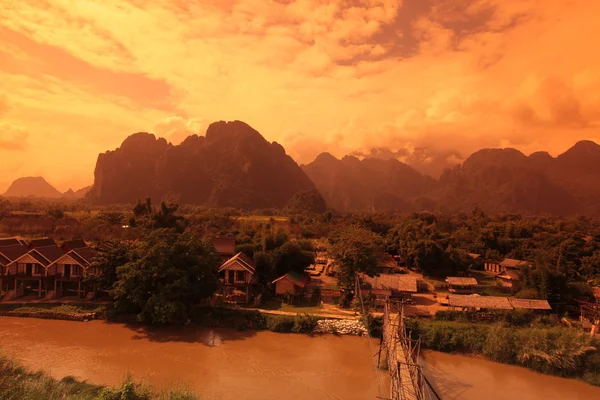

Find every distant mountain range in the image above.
[3,120,600,216]
[1,177,90,200]
[302,140,600,215]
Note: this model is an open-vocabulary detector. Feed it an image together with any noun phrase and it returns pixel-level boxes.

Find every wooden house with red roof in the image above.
[218,252,257,303]
[0,243,30,297]
[4,244,63,299]
[47,244,97,299]
[272,271,310,304]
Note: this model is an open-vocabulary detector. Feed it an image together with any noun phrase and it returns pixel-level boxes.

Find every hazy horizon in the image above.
[1,0,600,191]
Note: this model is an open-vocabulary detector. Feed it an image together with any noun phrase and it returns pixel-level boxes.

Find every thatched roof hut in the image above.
[448,294,513,310]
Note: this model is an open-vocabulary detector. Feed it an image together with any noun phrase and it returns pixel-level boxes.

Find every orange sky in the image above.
[1,0,599,192]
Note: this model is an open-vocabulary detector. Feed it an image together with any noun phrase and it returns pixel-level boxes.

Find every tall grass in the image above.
[0,354,201,400]
[406,318,600,386]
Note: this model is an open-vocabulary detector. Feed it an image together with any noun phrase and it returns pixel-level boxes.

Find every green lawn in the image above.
[470,270,497,286]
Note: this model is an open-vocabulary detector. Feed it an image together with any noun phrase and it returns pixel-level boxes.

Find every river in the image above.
[1,317,599,400]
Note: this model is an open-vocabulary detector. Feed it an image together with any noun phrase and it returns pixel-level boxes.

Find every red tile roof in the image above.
[219,252,256,274]
[0,244,29,263]
[29,238,57,249]
[61,239,88,251]
[34,246,66,264]
[72,247,96,264]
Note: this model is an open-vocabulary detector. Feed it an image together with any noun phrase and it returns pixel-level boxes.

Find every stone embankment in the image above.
[0,311,96,322]
[313,319,368,336]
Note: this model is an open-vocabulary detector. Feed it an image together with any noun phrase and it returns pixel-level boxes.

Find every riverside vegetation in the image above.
[0,354,199,400]
[405,311,600,386]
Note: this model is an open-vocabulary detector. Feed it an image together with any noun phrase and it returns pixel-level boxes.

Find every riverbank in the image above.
[405,317,600,386]
[0,304,105,322]
[0,353,199,400]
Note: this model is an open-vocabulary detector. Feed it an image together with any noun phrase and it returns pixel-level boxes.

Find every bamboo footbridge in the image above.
[379,302,441,400]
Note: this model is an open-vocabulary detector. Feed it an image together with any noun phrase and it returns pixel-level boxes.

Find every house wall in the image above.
[485,262,503,273]
[221,268,252,285]
[275,280,302,296]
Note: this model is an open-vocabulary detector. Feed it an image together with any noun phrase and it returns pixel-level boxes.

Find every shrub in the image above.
[266,315,295,333]
[292,314,319,333]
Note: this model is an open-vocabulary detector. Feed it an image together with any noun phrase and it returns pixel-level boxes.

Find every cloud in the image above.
[153,116,208,144]
[0,123,28,151]
[1,0,600,188]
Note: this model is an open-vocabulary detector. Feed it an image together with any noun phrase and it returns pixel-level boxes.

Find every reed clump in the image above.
[405,318,600,386]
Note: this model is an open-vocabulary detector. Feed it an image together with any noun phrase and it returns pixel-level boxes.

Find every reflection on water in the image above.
[0,317,380,400]
[422,351,600,400]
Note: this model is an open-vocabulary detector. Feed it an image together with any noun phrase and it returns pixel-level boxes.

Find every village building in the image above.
[446,277,478,294]
[218,252,257,303]
[4,244,63,299]
[0,243,29,297]
[508,298,552,312]
[448,294,552,312]
[212,236,236,261]
[272,271,310,304]
[46,244,97,299]
[496,270,522,293]
[485,258,531,274]
[360,273,418,302]
[448,294,514,311]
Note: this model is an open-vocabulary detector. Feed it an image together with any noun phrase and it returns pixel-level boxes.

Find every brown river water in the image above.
[1,317,599,400]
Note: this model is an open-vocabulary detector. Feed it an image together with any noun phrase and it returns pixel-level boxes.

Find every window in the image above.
[236,270,245,282]
[34,265,43,275]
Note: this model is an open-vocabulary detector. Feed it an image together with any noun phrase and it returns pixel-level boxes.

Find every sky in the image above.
[1,0,599,192]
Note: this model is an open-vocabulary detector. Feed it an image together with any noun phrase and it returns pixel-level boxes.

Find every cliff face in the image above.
[3,177,62,198]
[302,153,434,212]
[88,121,317,209]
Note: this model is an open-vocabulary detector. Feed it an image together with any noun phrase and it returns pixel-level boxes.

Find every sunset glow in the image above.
[1,0,599,191]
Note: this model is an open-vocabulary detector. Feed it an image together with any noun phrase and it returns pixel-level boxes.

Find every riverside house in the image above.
[218,252,257,303]
[0,238,97,301]
[272,271,310,304]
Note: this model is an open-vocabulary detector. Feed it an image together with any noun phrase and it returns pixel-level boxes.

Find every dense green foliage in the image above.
[405,318,600,385]
[111,229,221,324]
[329,224,382,290]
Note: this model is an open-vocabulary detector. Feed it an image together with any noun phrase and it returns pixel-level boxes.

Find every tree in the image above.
[111,229,220,324]
[330,225,382,290]
[152,202,185,232]
[97,211,125,227]
[88,239,132,291]
[272,240,315,277]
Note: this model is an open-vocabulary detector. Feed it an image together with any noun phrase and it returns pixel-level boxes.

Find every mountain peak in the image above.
[3,177,62,198]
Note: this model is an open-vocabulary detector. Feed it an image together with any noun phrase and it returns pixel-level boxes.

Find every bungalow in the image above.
[272,271,310,304]
[0,243,29,297]
[446,277,478,294]
[218,252,257,303]
[496,270,522,293]
[47,244,97,299]
[212,236,236,261]
[4,245,64,299]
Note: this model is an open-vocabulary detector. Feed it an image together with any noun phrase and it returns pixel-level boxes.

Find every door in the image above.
[64,265,71,278]
[228,270,234,283]
[26,264,32,276]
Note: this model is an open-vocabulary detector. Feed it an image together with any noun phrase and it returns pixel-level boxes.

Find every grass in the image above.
[0,303,107,319]
[469,270,497,286]
[0,353,201,399]
[405,317,600,386]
